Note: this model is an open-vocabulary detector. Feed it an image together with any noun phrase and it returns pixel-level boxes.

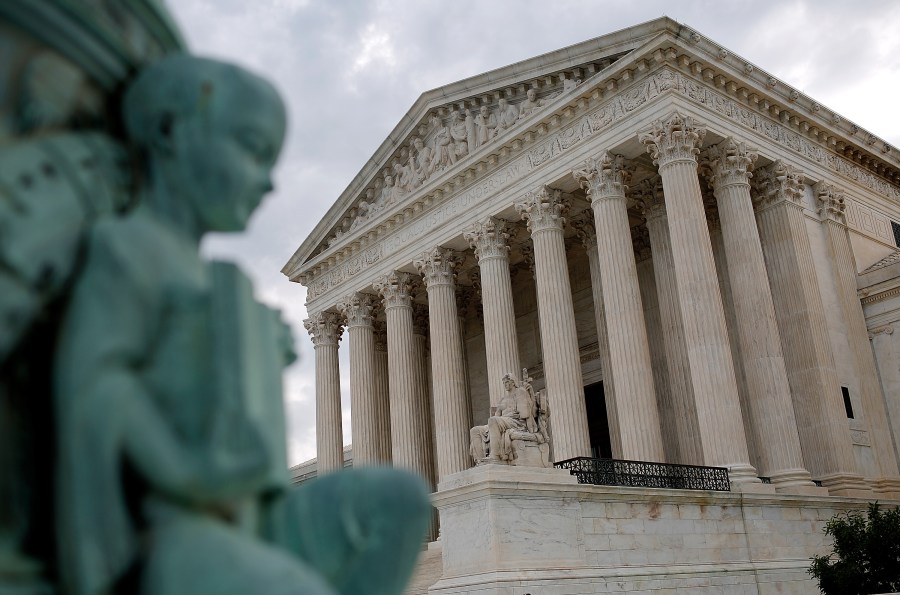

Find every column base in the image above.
[818,472,874,498]
[871,477,900,500]
[726,463,775,493]
[768,468,830,496]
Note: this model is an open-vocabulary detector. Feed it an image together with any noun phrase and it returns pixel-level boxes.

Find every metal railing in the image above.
[554,457,731,492]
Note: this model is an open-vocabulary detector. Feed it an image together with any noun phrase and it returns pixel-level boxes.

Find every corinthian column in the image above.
[337,293,379,467]
[816,182,900,494]
[573,154,665,462]
[373,272,430,479]
[572,215,621,457]
[464,217,521,407]
[752,163,868,496]
[303,311,344,474]
[515,187,591,461]
[703,138,818,493]
[372,320,392,463]
[637,180,703,466]
[638,113,759,485]
[415,247,472,479]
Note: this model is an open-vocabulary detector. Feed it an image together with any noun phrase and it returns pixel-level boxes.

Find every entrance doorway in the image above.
[583,381,612,459]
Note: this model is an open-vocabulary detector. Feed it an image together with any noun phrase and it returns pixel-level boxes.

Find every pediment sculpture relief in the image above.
[469,370,552,468]
[340,77,582,238]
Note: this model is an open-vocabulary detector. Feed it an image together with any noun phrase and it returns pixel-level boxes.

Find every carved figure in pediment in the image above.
[494,98,519,136]
[430,117,453,172]
[393,161,414,193]
[409,136,434,187]
[473,105,497,148]
[469,370,552,468]
[517,88,542,120]
[448,109,473,161]
[378,173,404,208]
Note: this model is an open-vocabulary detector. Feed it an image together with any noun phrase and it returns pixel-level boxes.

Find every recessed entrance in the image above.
[583,381,612,459]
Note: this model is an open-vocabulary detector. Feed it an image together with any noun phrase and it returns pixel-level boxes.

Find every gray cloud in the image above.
[169,0,900,464]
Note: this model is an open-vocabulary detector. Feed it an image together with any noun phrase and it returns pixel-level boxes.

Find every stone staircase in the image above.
[405,541,443,595]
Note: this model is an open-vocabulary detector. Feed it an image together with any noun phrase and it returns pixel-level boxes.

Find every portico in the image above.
[285,18,900,505]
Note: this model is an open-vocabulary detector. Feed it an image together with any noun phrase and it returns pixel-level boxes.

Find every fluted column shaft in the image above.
[516,188,591,461]
[338,293,379,466]
[752,163,867,495]
[304,312,344,474]
[416,248,472,480]
[573,155,665,462]
[642,198,704,466]
[705,140,815,490]
[639,114,757,482]
[576,222,621,457]
[372,326,393,463]
[374,273,430,479]
[411,321,437,490]
[817,183,900,487]
[465,218,521,407]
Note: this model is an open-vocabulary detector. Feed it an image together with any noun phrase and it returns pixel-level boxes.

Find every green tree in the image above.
[809,502,900,595]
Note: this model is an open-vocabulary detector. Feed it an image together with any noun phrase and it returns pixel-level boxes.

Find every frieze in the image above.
[667,72,900,202]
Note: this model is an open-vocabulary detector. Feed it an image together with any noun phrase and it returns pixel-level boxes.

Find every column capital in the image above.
[638,111,707,168]
[814,181,847,224]
[573,151,632,201]
[702,137,759,191]
[414,246,463,289]
[373,271,415,309]
[751,160,806,210]
[304,310,343,346]
[515,185,570,234]
[632,176,665,222]
[337,292,376,328]
[632,225,652,262]
[464,216,511,261]
[570,210,597,250]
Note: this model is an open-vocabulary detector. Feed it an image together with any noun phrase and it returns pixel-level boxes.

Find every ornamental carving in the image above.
[702,137,758,190]
[572,151,632,202]
[464,217,511,261]
[751,160,806,210]
[638,111,707,167]
[373,271,416,309]
[570,210,597,250]
[814,181,847,224]
[337,292,375,328]
[303,311,344,346]
[515,186,570,234]
[631,176,665,221]
[414,246,462,289]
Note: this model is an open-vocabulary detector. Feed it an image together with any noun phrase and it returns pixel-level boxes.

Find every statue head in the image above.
[123,54,286,234]
[527,88,536,102]
[502,373,516,390]
[479,105,489,118]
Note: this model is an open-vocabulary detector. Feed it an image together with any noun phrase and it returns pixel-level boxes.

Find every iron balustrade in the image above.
[554,457,731,492]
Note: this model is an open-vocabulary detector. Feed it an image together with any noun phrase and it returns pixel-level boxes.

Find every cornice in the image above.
[296,40,900,307]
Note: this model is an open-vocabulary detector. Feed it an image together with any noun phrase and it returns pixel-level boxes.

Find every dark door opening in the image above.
[583,381,612,459]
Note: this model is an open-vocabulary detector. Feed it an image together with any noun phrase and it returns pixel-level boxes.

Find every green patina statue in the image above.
[0,4,429,595]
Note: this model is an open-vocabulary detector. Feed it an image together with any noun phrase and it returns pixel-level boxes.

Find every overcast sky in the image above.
[166,0,900,466]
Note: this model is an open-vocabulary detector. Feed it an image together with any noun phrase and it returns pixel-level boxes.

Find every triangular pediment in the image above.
[284,16,900,285]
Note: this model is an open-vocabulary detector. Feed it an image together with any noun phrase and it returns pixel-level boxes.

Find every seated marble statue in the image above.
[493,98,519,135]
[517,88,542,120]
[469,371,551,468]
[53,54,429,595]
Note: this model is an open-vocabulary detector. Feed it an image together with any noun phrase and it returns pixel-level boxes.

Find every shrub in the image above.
[809,502,900,595]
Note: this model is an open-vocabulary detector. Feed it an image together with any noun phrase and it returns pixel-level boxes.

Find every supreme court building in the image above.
[284,18,900,593]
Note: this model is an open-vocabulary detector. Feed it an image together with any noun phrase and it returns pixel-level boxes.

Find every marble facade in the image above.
[285,17,900,593]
